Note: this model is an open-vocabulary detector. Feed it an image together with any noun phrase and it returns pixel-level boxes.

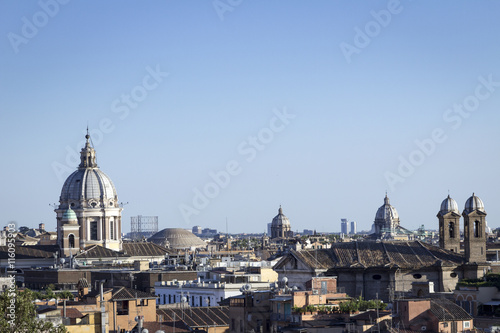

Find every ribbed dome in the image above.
[464,193,485,214]
[272,206,290,227]
[375,195,399,220]
[148,228,206,249]
[62,208,77,221]
[59,133,118,209]
[61,169,117,206]
[439,195,459,215]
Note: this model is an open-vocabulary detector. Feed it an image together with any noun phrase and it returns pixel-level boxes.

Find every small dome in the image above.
[148,228,206,249]
[464,193,485,214]
[375,195,399,220]
[62,208,77,221]
[439,195,459,215]
[272,206,290,227]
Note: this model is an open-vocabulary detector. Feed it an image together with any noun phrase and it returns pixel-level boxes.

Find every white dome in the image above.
[59,133,118,209]
[375,195,399,220]
[272,206,290,227]
[464,193,485,214]
[439,195,459,215]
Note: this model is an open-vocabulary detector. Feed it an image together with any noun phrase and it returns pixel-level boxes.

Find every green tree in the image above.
[0,288,67,332]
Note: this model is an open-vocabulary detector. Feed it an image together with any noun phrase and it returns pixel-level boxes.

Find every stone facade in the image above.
[56,132,123,255]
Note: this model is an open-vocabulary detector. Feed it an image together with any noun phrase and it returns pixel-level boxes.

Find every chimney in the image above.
[39,223,45,233]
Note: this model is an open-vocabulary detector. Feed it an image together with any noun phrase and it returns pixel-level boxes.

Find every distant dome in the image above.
[272,206,290,227]
[464,193,485,214]
[375,195,399,221]
[439,195,459,215]
[148,228,206,249]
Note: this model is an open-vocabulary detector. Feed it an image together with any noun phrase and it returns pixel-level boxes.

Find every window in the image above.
[372,274,382,280]
[449,222,455,238]
[90,221,98,240]
[68,234,75,248]
[413,274,422,279]
[110,221,114,240]
[321,281,327,294]
[474,220,480,237]
[464,321,470,328]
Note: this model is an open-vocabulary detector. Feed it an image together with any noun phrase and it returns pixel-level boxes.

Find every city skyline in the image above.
[1,1,500,234]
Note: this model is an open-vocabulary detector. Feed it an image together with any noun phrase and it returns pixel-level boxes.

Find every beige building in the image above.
[56,131,123,256]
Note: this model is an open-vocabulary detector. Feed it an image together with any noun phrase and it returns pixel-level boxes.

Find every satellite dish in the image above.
[156,331,166,333]
[142,329,149,333]
[181,296,187,303]
[60,258,66,264]
[245,284,252,291]
[282,277,288,284]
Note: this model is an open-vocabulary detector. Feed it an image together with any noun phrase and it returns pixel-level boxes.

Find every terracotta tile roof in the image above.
[75,245,127,259]
[157,306,229,328]
[111,287,157,300]
[74,242,173,260]
[0,245,59,259]
[61,307,85,319]
[283,241,464,270]
[122,242,173,257]
[429,298,472,321]
[141,321,190,332]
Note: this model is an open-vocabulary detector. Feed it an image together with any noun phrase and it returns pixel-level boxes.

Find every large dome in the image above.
[272,206,290,227]
[148,228,206,250]
[59,133,118,209]
[439,195,459,215]
[464,193,485,214]
[60,169,117,207]
[375,195,399,220]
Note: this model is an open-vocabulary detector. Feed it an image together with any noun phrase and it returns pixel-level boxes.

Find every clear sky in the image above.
[1,1,500,235]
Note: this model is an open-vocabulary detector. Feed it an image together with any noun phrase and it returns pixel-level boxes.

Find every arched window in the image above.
[449,222,455,238]
[69,234,75,248]
[474,220,480,238]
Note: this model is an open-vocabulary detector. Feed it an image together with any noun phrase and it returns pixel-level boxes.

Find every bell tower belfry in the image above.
[462,193,487,263]
[437,195,460,253]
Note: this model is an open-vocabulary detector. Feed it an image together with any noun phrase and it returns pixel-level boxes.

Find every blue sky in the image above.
[1,1,500,234]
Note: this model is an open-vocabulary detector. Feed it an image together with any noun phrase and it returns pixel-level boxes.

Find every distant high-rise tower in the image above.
[350,221,357,235]
[437,195,460,253]
[192,225,202,235]
[462,193,487,263]
[341,219,348,235]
